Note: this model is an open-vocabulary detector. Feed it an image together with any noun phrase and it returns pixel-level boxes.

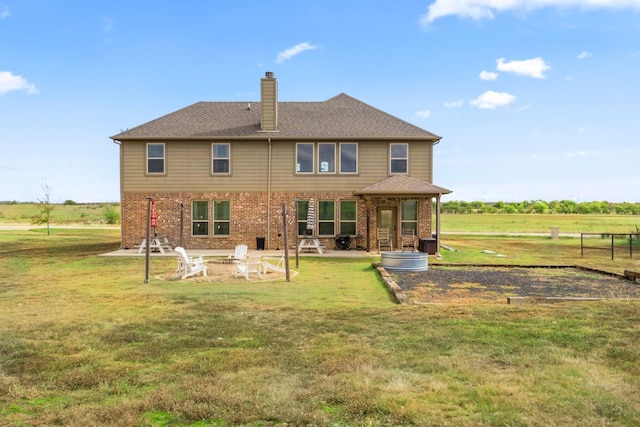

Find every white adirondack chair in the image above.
[261,255,286,274]
[175,247,208,279]
[228,244,248,262]
[234,253,263,281]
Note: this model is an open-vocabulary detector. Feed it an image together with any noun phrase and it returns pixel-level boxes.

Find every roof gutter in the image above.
[110,135,441,142]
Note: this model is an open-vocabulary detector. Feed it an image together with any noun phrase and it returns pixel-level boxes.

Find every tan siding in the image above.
[268,140,433,192]
[122,140,270,193]
[409,142,431,182]
[122,139,434,194]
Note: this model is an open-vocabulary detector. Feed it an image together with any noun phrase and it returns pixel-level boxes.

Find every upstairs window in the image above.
[212,143,230,174]
[318,143,336,173]
[390,143,408,174]
[340,143,358,173]
[147,143,165,174]
[296,143,314,173]
[192,200,209,236]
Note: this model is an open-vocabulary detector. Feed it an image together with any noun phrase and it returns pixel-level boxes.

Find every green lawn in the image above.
[1,228,639,425]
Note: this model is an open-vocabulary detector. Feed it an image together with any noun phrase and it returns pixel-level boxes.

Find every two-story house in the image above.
[110,72,451,252]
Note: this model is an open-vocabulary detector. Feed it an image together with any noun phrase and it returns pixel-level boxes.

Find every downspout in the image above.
[267,138,272,249]
[112,139,124,249]
[433,137,443,256]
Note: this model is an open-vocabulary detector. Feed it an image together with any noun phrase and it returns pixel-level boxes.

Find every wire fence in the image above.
[580,233,637,260]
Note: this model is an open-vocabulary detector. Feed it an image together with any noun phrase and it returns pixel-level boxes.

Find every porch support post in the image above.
[366,204,370,253]
[435,194,442,256]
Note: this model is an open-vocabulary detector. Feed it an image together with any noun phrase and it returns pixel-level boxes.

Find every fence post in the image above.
[611,233,614,261]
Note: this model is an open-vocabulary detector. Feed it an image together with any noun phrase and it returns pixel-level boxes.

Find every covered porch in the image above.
[354,175,452,255]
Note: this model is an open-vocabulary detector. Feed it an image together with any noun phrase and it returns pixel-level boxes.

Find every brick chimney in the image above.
[260,71,278,132]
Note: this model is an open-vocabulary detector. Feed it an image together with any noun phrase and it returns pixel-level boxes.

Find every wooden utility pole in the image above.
[281,202,290,282]
[145,196,153,283]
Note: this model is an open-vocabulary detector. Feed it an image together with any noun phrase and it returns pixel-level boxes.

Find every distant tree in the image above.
[531,201,549,214]
[63,199,77,205]
[471,201,484,213]
[32,181,55,235]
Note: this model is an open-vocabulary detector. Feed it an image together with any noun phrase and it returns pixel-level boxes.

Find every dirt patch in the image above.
[154,261,296,283]
[391,266,640,303]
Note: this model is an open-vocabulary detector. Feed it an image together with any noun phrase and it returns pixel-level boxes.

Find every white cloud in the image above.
[479,70,499,80]
[1,5,9,19]
[578,50,593,59]
[566,150,597,157]
[416,110,432,119]
[470,90,516,109]
[276,42,319,64]
[565,74,575,81]
[497,57,550,79]
[101,15,114,33]
[0,71,38,95]
[420,0,640,25]
[444,99,464,108]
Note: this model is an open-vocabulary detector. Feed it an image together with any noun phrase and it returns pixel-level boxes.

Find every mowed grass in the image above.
[1,228,640,425]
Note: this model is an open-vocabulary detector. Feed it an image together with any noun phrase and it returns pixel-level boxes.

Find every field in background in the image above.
[0,202,119,225]
[437,213,640,234]
[1,202,639,234]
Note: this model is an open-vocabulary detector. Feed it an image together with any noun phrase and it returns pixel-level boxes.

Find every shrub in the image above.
[103,206,120,225]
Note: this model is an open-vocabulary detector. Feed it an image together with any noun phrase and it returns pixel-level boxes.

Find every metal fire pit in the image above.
[381,251,428,272]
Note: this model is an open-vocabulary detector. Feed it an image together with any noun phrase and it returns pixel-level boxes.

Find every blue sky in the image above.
[1,0,639,203]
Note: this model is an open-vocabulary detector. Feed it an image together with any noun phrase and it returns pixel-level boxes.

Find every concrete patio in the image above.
[100,248,379,259]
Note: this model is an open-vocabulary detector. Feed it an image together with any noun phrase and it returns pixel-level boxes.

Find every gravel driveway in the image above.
[391,266,640,302]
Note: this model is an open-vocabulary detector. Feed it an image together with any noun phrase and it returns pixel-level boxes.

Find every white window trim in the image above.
[295,143,315,174]
[389,143,409,175]
[191,200,209,237]
[318,143,337,174]
[146,142,166,175]
[339,200,358,235]
[318,200,335,236]
[211,143,231,175]
[213,200,231,236]
[401,200,418,232]
[339,143,358,174]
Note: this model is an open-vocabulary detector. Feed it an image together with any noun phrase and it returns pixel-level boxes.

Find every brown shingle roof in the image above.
[111,94,440,140]
[355,175,452,196]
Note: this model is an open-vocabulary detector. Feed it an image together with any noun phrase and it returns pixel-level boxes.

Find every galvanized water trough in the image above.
[380,251,428,272]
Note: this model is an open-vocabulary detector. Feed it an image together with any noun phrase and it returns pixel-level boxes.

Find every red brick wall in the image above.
[121,192,432,251]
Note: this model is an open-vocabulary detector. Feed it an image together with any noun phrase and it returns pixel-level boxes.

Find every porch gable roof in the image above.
[355,175,452,197]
